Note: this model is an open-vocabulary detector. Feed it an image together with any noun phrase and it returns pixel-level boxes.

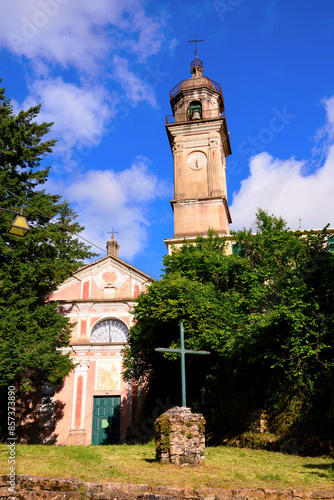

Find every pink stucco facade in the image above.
[44,252,151,445]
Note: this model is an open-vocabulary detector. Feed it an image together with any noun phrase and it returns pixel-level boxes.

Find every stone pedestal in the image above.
[155,406,206,465]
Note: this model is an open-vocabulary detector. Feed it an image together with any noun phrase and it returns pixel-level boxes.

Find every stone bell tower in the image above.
[164,57,232,253]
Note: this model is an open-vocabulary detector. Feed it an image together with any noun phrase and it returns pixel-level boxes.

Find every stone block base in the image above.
[155,406,205,465]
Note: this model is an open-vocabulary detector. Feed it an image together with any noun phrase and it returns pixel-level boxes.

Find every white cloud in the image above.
[112,55,157,108]
[2,0,113,70]
[0,0,164,71]
[47,157,171,260]
[324,95,334,124]
[20,77,113,161]
[124,8,166,62]
[320,95,334,141]
[0,0,166,161]
[230,96,334,232]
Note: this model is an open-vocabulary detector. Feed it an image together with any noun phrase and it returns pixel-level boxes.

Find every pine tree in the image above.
[0,83,96,406]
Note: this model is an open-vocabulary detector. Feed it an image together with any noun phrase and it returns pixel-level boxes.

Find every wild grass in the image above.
[0,442,333,490]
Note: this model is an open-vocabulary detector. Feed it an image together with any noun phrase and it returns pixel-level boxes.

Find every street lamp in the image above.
[0,207,30,237]
[8,213,30,236]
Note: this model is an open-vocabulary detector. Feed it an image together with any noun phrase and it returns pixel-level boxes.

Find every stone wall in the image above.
[1,475,334,500]
[155,406,205,465]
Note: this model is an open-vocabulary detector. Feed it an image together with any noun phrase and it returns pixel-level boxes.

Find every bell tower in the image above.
[164,57,232,253]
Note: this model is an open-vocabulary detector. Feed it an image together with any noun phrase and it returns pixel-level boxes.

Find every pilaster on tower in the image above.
[164,57,232,254]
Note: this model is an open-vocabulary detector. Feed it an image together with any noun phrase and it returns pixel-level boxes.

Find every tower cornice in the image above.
[166,116,232,158]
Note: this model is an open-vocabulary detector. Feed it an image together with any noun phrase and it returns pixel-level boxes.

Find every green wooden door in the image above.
[92,396,121,445]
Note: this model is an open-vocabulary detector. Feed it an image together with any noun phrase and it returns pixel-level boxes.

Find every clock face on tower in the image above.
[90,319,128,343]
[186,151,207,170]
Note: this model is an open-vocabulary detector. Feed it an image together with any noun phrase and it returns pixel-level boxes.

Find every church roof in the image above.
[47,242,153,303]
[73,253,153,281]
[170,58,223,100]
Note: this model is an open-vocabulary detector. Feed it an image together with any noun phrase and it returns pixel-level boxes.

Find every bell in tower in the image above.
[164,55,232,254]
[188,101,202,120]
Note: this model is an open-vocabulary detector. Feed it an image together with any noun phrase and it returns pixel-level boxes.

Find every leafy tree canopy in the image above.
[123,211,334,443]
[0,83,96,393]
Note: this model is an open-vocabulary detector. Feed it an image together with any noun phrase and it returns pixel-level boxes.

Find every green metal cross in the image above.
[155,323,210,407]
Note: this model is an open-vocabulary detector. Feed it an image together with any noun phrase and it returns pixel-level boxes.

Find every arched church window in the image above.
[188,101,202,120]
[90,319,128,343]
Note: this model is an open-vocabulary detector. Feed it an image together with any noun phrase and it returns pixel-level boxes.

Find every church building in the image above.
[42,54,233,445]
[45,236,152,445]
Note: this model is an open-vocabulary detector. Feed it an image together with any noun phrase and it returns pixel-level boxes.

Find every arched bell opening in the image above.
[188,101,202,120]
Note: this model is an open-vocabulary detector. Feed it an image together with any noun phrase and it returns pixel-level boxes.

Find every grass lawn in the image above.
[0,442,333,491]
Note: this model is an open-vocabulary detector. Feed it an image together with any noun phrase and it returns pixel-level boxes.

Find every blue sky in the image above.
[0,0,334,278]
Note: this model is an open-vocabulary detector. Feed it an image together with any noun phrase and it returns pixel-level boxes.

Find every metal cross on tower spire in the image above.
[187,33,205,58]
[155,322,210,407]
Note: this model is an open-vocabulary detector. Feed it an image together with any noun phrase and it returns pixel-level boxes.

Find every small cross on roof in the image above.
[107,227,118,240]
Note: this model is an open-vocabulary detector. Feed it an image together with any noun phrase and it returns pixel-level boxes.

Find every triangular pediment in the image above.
[48,255,152,302]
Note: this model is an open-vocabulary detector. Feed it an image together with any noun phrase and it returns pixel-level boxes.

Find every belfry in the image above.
[164,55,232,253]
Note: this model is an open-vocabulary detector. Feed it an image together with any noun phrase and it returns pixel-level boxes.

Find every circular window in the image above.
[90,319,128,343]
